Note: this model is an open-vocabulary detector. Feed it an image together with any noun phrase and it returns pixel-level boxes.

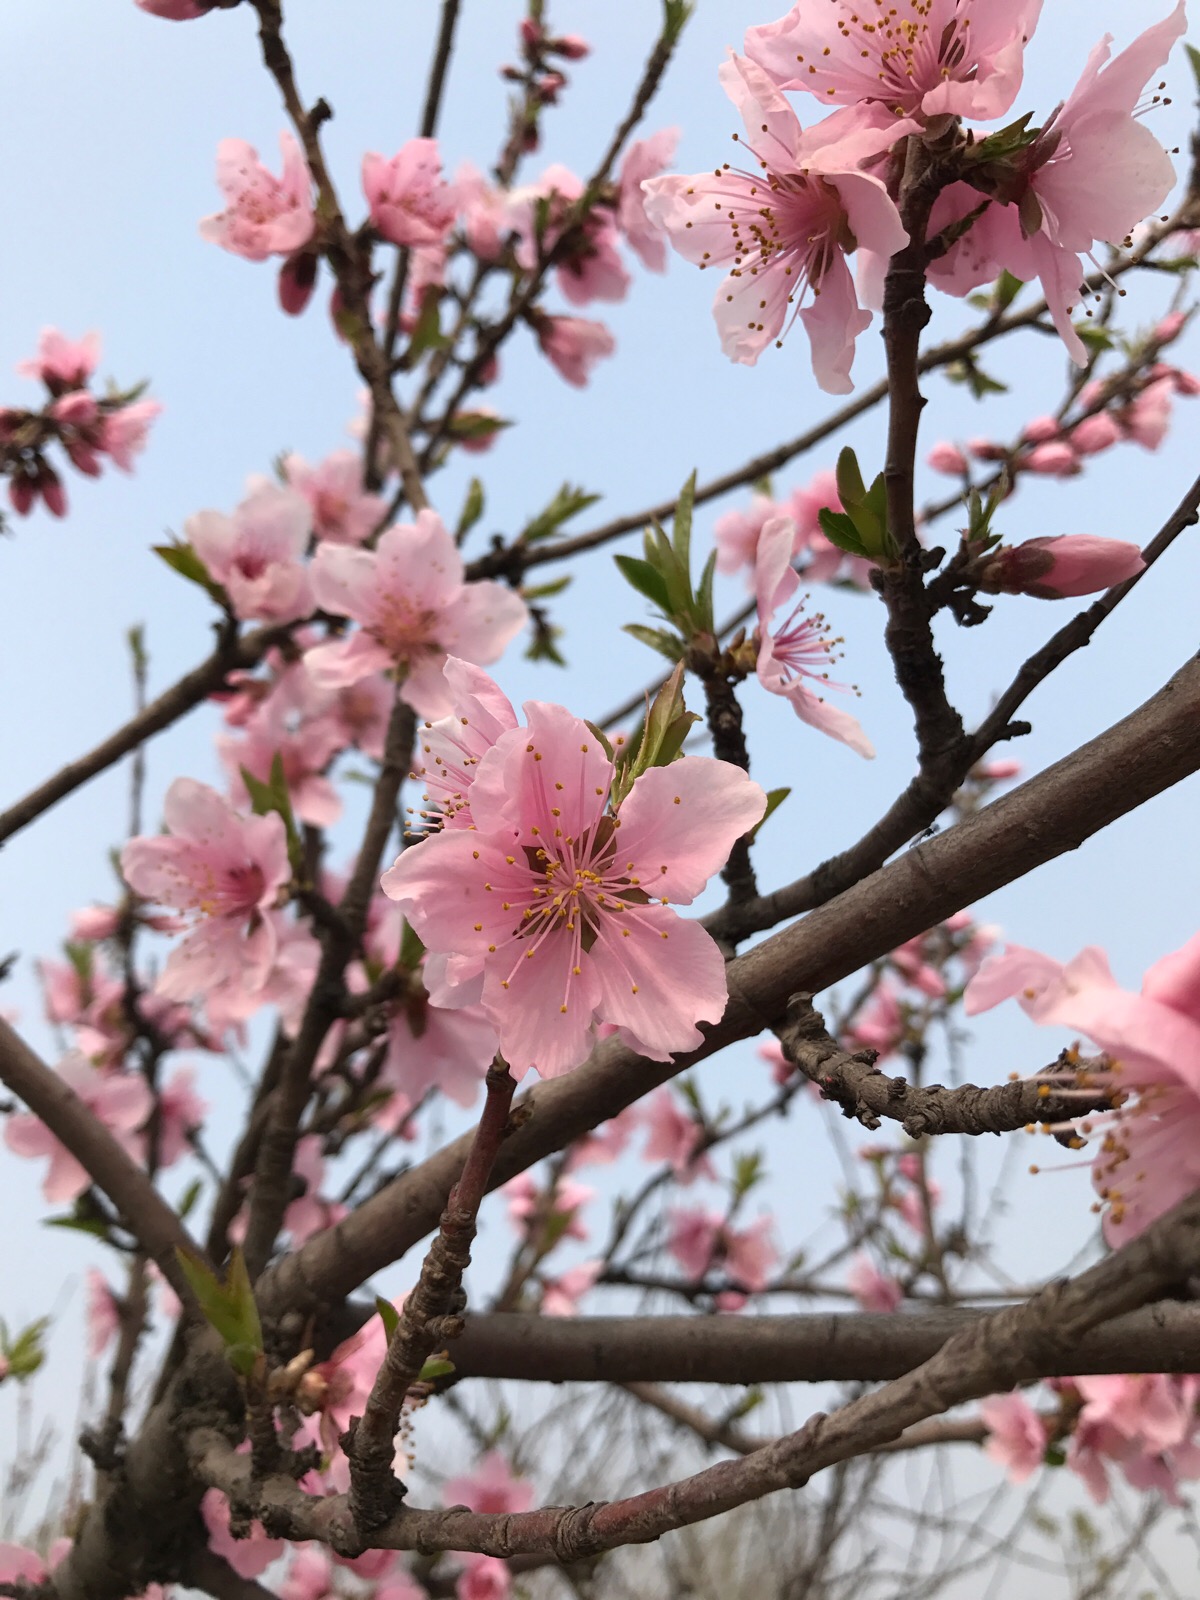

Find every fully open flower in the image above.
[965,932,1200,1244]
[381,700,766,1078]
[362,140,457,250]
[642,53,907,392]
[305,511,527,719]
[187,479,313,623]
[616,128,680,271]
[17,328,101,392]
[531,312,616,387]
[200,133,316,261]
[283,448,387,545]
[980,1392,1049,1483]
[121,778,290,1001]
[754,515,874,756]
[5,1054,152,1203]
[745,0,1043,125]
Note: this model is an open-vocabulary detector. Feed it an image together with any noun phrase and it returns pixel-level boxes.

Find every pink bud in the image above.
[979,535,1144,599]
[552,34,590,60]
[1172,368,1200,395]
[1154,310,1188,346]
[135,0,210,15]
[967,437,1007,462]
[50,391,99,428]
[9,475,35,516]
[519,18,545,52]
[38,465,68,518]
[278,249,319,316]
[1022,441,1079,476]
[926,440,968,475]
[1069,412,1121,454]
[1021,414,1061,444]
[536,71,567,104]
[64,437,104,477]
[971,757,1023,781]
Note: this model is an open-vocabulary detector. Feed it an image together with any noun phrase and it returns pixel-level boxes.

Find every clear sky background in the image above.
[2,0,1199,1588]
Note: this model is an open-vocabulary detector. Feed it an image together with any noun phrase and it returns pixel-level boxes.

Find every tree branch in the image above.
[0,1019,205,1307]
[443,1301,1200,1385]
[262,652,1200,1323]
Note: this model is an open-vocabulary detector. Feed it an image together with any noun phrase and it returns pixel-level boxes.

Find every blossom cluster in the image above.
[2,328,160,519]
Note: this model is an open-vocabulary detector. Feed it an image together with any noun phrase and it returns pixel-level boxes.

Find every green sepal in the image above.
[375,1295,401,1342]
[522,574,572,601]
[417,1355,455,1382]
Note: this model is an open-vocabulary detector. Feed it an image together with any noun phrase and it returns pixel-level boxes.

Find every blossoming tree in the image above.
[4,0,1200,1595]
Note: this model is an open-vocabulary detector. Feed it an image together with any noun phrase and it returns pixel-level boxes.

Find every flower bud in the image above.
[278,248,319,316]
[976,534,1144,599]
[926,440,967,475]
[1022,440,1079,476]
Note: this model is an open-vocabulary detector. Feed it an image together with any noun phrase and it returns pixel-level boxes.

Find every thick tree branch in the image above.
[444,1302,1200,1385]
[196,1185,1200,1561]
[262,652,1200,1323]
[0,1019,204,1307]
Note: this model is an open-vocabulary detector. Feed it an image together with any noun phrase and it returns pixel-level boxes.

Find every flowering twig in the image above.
[261,651,1200,1321]
[346,1060,517,1534]
[0,1018,204,1307]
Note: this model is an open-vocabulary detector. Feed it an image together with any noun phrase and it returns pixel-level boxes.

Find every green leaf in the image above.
[694,549,717,634]
[620,617,684,656]
[522,574,572,601]
[1,1316,48,1380]
[519,483,601,545]
[525,624,567,666]
[127,623,148,677]
[399,920,425,970]
[1074,322,1115,353]
[457,477,485,539]
[407,292,449,361]
[375,1295,401,1342]
[816,507,868,557]
[994,269,1024,311]
[643,522,693,619]
[671,470,697,578]
[152,540,226,604]
[177,1178,204,1221]
[614,554,672,613]
[175,1247,263,1377]
[240,753,303,874]
[732,1149,764,1199]
[447,410,511,443]
[1186,41,1200,94]
[417,1355,456,1382]
[747,786,790,844]
[44,1214,114,1241]
[834,446,869,511]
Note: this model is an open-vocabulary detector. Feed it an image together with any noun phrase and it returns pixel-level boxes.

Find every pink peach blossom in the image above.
[532,313,616,387]
[847,1255,903,1313]
[444,1450,534,1515]
[754,516,874,757]
[666,1207,778,1291]
[381,988,498,1111]
[639,1085,717,1183]
[714,493,780,576]
[504,1172,594,1241]
[1070,411,1122,454]
[980,1392,1049,1483]
[412,658,519,830]
[187,480,313,623]
[100,398,163,473]
[283,449,386,545]
[16,328,100,392]
[965,933,1200,1244]
[200,133,316,261]
[382,701,766,1078]
[1022,441,1080,477]
[510,165,630,307]
[745,0,1044,126]
[4,1053,151,1203]
[305,512,527,719]
[642,55,907,393]
[85,1268,120,1358]
[0,1547,48,1586]
[156,1065,208,1167]
[120,778,290,1002]
[541,1259,602,1316]
[616,128,680,272]
[363,140,457,250]
[455,161,508,262]
[219,697,345,829]
[200,1488,284,1579]
[456,1555,510,1600]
